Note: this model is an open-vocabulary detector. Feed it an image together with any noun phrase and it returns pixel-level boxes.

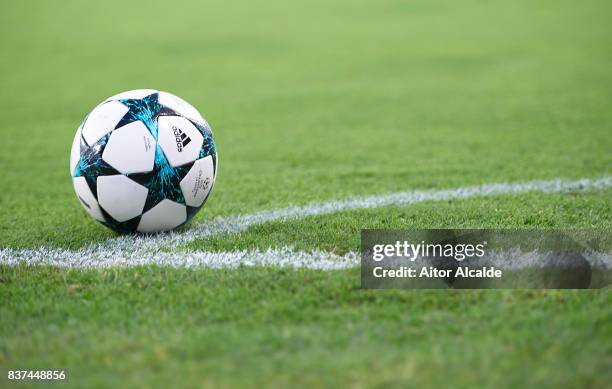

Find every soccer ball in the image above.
[70,89,217,233]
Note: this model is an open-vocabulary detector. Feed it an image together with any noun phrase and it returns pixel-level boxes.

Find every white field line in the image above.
[0,247,359,270]
[0,176,611,269]
[1,247,610,270]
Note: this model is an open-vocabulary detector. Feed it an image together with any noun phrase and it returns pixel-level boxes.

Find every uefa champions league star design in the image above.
[73,134,120,205]
[117,94,190,209]
[115,93,165,135]
[73,92,217,233]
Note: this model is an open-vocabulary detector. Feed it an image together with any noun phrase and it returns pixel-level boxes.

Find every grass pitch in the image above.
[1,0,611,387]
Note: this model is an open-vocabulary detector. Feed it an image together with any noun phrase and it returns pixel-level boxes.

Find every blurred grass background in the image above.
[0,0,610,247]
[0,1,611,387]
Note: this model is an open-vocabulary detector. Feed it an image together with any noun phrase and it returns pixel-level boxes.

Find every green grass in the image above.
[189,190,612,254]
[0,0,611,387]
[2,267,611,388]
[1,0,611,249]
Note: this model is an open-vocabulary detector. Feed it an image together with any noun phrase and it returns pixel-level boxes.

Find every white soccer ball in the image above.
[70,89,217,233]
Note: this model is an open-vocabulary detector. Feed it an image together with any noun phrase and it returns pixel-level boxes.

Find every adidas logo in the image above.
[172,125,191,152]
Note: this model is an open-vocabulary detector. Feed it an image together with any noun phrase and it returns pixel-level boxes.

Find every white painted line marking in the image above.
[1,247,610,270]
[0,247,359,270]
[1,176,611,269]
